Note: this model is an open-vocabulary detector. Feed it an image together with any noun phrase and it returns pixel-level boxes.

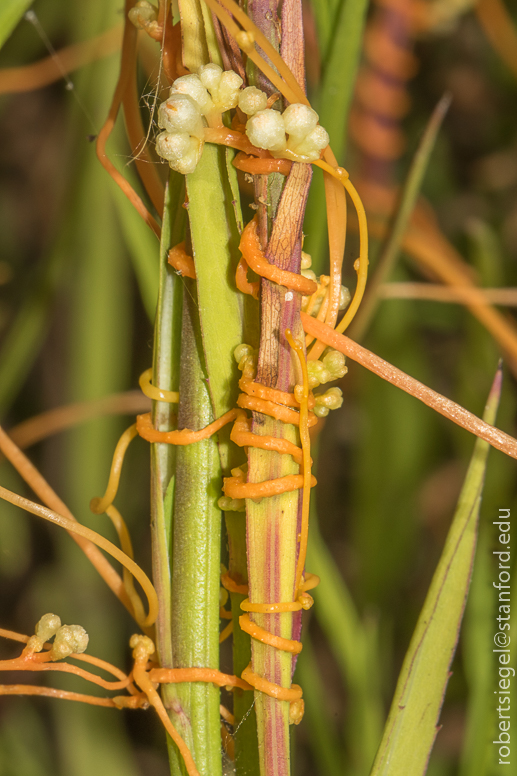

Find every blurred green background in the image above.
[0,1,516,775]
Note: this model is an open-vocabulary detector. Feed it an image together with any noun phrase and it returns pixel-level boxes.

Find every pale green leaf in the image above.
[369,367,502,776]
[186,143,245,464]
[0,0,33,50]
[305,0,369,270]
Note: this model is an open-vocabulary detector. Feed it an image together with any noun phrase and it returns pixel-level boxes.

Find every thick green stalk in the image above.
[185,143,260,772]
[165,283,222,776]
[150,173,185,668]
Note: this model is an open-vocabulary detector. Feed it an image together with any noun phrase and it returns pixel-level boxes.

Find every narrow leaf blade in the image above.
[370,366,502,776]
[0,0,33,50]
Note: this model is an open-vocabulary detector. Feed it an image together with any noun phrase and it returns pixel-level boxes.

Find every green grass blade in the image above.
[369,365,503,776]
[186,142,259,775]
[0,240,68,415]
[0,0,33,50]
[186,144,244,427]
[304,0,369,271]
[166,284,222,776]
[458,523,496,776]
[308,0,341,60]
[114,180,161,321]
[352,93,452,340]
[150,171,185,668]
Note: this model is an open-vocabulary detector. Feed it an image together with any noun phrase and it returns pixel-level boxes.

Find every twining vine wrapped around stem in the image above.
[2,2,517,776]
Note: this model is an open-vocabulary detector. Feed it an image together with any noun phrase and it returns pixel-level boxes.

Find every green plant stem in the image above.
[370,366,502,776]
[186,143,260,771]
[151,172,185,668]
[165,282,222,776]
[304,0,369,272]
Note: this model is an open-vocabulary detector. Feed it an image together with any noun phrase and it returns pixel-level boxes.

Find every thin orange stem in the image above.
[476,0,517,80]
[96,1,161,238]
[301,312,517,460]
[149,667,252,691]
[4,391,150,453]
[378,283,517,306]
[0,26,122,94]
[0,484,159,627]
[0,427,133,618]
[0,684,143,707]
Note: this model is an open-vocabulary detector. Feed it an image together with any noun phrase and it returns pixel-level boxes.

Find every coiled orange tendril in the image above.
[233,151,293,176]
[89,423,154,630]
[133,318,320,709]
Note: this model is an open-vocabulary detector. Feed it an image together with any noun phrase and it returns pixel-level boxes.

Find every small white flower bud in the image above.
[314,405,329,418]
[218,496,246,512]
[130,634,155,661]
[50,624,89,661]
[128,1,159,33]
[339,285,351,310]
[238,86,268,116]
[156,131,191,162]
[322,350,347,380]
[178,148,202,175]
[301,251,312,269]
[156,132,203,174]
[315,387,343,411]
[307,360,330,389]
[234,344,254,364]
[35,613,61,643]
[246,109,286,152]
[171,74,213,114]
[288,125,330,160]
[282,104,319,140]
[158,93,203,137]
[198,63,223,92]
[216,70,243,111]
[301,269,317,282]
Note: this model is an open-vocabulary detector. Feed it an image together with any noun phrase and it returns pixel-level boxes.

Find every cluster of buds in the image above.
[300,252,351,315]
[292,348,346,418]
[128,0,161,40]
[156,63,330,172]
[233,343,258,380]
[244,99,330,162]
[25,613,89,661]
[312,386,344,418]
[307,349,347,390]
[156,65,243,174]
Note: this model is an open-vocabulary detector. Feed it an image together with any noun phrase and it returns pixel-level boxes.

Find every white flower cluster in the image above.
[243,96,329,162]
[156,64,243,174]
[156,65,330,173]
[26,613,89,660]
